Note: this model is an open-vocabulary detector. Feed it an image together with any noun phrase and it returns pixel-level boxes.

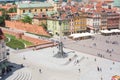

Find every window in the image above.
[23,10,25,13]
[35,9,37,12]
[29,9,31,13]
[46,9,48,11]
[108,5,111,9]
[40,9,42,12]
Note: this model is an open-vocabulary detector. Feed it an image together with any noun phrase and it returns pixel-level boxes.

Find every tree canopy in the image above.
[21,15,32,24]
[8,7,17,13]
[0,8,10,26]
[41,22,47,30]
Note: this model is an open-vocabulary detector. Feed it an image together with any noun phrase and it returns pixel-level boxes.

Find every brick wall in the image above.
[2,28,24,39]
[5,20,49,36]
[21,35,51,45]
[2,28,51,46]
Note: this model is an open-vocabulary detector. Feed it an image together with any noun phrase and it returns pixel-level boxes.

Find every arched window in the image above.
[29,9,31,12]
[35,9,37,12]
[23,10,25,13]
[40,9,42,12]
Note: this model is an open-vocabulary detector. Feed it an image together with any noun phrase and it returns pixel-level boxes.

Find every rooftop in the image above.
[113,0,120,7]
[18,2,53,9]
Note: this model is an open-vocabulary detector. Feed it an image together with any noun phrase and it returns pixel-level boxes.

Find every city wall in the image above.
[5,20,49,36]
[2,28,51,46]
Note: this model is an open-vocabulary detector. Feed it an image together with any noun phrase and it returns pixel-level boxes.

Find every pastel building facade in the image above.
[17,2,54,15]
[87,11,101,32]
[47,18,69,36]
[100,11,107,30]
[72,12,87,33]
[107,11,120,29]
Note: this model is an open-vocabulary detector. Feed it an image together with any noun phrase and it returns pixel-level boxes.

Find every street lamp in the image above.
[54,14,67,58]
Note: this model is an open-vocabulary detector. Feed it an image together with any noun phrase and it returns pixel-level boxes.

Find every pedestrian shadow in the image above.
[74,56,85,66]
[53,52,68,58]
[53,50,75,58]
[64,54,78,65]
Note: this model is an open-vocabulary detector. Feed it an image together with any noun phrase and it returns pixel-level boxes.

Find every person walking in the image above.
[78,69,80,72]
[97,66,99,71]
[39,69,42,73]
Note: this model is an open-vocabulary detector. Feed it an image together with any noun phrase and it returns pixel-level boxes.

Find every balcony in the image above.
[108,23,119,25]
[107,16,120,19]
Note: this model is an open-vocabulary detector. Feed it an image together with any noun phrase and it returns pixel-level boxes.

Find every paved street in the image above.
[62,34,120,62]
[3,38,120,80]
[1,34,120,80]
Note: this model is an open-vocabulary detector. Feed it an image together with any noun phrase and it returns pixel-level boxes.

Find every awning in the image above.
[69,32,94,39]
[87,26,94,30]
[100,29,120,34]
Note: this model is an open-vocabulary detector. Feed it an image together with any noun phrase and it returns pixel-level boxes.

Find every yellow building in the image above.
[32,14,47,26]
[73,12,87,33]
[17,2,54,15]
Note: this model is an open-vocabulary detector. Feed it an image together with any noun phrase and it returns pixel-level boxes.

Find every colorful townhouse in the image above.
[107,10,120,30]
[87,10,101,33]
[71,12,87,33]
[47,17,69,36]
[32,10,69,36]
[62,5,87,34]
[100,10,108,30]
[13,0,120,35]
[84,0,120,33]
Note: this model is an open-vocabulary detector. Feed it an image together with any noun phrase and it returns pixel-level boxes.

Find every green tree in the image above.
[41,22,47,30]
[21,16,32,24]
[8,7,17,13]
[0,16,4,24]
[0,8,10,26]
[0,8,10,20]
[5,14,10,20]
